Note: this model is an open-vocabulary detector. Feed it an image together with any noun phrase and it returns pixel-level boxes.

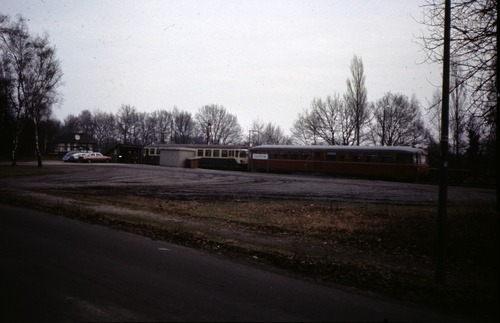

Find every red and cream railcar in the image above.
[249,145,430,181]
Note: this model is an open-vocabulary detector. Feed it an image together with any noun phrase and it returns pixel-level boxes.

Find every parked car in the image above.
[63,151,89,162]
[62,151,78,162]
[78,152,111,163]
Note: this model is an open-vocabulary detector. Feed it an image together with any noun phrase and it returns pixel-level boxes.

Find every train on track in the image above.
[249,145,430,181]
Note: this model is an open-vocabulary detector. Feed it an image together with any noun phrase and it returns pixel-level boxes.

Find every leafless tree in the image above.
[137,112,158,146]
[92,109,116,152]
[249,119,265,146]
[152,109,173,144]
[1,15,62,166]
[195,104,242,145]
[1,15,29,165]
[290,94,344,145]
[26,34,62,166]
[338,98,357,146]
[427,62,478,157]
[172,107,195,144]
[250,119,291,145]
[60,114,79,138]
[449,62,470,156]
[370,92,428,147]
[426,89,443,142]
[314,95,343,145]
[344,55,369,145]
[77,110,95,138]
[116,104,139,145]
[417,0,497,149]
[291,109,319,145]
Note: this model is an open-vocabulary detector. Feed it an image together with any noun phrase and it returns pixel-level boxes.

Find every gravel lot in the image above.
[1,161,497,321]
[2,160,495,206]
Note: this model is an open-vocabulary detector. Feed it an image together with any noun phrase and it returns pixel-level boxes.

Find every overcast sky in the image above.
[2,0,442,134]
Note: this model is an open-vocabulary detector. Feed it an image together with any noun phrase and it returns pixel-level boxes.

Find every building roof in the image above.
[250,145,427,154]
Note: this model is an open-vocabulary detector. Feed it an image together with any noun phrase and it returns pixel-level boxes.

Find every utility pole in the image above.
[436,0,451,284]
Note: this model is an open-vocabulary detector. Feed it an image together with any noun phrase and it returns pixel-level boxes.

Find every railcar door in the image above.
[313,151,323,173]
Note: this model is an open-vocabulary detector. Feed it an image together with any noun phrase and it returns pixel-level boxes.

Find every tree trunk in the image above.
[11,137,18,167]
[33,118,43,167]
[10,119,21,167]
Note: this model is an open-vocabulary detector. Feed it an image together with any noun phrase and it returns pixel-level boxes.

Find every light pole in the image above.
[207,121,212,145]
[248,130,259,147]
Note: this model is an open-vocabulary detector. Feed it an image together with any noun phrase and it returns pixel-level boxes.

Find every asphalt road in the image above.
[0,203,464,322]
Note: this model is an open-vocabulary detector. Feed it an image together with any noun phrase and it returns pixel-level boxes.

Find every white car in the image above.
[64,152,89,162]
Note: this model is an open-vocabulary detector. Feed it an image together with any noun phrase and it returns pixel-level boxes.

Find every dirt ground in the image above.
[0,161,497,321]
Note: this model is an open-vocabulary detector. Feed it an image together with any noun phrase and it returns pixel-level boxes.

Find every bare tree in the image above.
[249,118,266,146]
[290,95,343,145]
[417,0,496,118]
[338,98,357,146]
[345,55,369,145]
[195,104,242,145]
[116,104,139,144]
[78,110,95,138]
[26,34,62,166]
[449,62,469,156]
[137,112,157,146]
[172,107,195,144]
[0,53,13,159]
[152,109,173,144]
[253,120,291,145]
[426,88,443,143]
[1,15,35,165]
[1,15,62,167]
[93,109,115,152]
[315,95,344,145]
[291,109,320,145]
[370,92,428,147]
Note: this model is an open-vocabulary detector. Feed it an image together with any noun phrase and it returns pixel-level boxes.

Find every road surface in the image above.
[0,203,466,322]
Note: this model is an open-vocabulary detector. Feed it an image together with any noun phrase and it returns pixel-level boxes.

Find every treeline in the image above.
[1,5,497,173]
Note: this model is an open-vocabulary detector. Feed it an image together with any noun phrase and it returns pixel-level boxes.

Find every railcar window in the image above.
[400,155,412,164]
[302,153,310,160]
[291,152,299,160]
[326,152,336,161]
[240,151,247,158]
[269,153,277,159]
[205,150,212,157]
[338,153,349,161]
[352,154,363,162]
[229,150,234,157]
[381,155,394,163]
[281,153,288,159]
[197,149,203,157]
[221,150,228,157]
[367,154,378,162]
[213,150,220,157]
[420,155,427,164]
